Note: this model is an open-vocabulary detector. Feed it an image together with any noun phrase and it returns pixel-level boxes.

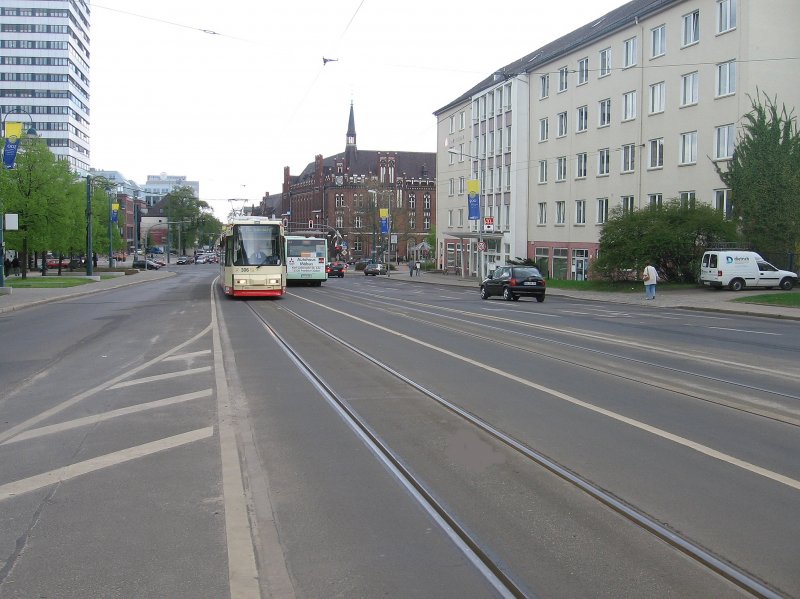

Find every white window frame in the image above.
[557,111,568,137]
[556,201,566,225]
[648,193,663,208]
[598,148,610,176]
[717,0,736,33]
[558,66,569,92]
[649,81,666,114]
[539,117,549,142]
[576,153,587,179]
[556,156,567,182]
[714,188,732,218]
[599,47,611,77]
[649,138,664,169]
[681,72,699,106]
[715,124,735,159]
[716,60,736,97]
[621,195,635,213]
[682,10,700,47]
[597,198,609,224]
[680,131,698,165]
[538,160,548,184]
[576,105,588,132]
[651,24,666,58]
[599,98,611,127]
[540,73,549,99]
[623,90,637,121]
[575,199,586,225]
[680,190,696,207]
[538,202,547,225]
[448,178,455,195]
[623,36,637,68]
[621,143,636,173]
[577,57,589,85]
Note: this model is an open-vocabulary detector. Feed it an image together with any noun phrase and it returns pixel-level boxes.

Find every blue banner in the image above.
[111,210,118,223]
[3,138,20,169]
[380,217,389,234]
[468,193,480,220]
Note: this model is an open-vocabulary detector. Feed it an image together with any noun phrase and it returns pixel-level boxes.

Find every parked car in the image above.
[364,262,388,276]
[45,257,71,268]
[326,261,346,277]
[176,256,190,265]
[480,266,546,302]
[699,250,797,291]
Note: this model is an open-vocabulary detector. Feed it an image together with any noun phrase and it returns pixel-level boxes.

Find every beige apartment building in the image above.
[436,0,799,280]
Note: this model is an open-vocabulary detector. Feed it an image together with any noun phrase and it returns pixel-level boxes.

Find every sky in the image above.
[90,0,625,220]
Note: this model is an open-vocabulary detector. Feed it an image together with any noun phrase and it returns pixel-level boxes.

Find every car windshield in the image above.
[514,267,542,278]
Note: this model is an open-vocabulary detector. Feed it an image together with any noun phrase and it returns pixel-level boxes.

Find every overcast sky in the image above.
[90,0,624,219]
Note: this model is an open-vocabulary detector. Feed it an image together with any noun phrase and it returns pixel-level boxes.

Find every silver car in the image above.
[364,262,388,276]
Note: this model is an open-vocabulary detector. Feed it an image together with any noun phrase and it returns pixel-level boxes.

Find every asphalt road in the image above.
[1,267,798,598]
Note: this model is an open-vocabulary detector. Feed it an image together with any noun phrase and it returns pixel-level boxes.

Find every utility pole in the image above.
[86,175,93,276]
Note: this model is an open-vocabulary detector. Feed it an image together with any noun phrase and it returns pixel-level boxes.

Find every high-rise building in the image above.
[0,0,91,174]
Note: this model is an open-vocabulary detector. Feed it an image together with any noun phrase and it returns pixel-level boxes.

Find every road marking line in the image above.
[164,349,212,361]
[707,326,780,336]
[299,295,800,493]
[0,325,212,445]
[211,280,263,599]
[2,390,213,445]
[0,427,214,501]
[108,366,212,389]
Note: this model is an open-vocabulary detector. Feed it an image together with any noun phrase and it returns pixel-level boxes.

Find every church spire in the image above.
[345,101,357,168]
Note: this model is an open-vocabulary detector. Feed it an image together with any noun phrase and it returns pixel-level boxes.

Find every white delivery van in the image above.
[700,250,797,291]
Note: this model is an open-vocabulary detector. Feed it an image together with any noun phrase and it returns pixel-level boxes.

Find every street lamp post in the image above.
[1,108,37,288]
[449,149,483,279]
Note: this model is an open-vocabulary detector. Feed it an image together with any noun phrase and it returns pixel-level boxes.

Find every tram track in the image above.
[299,286,800,427]
[242,298,790,599]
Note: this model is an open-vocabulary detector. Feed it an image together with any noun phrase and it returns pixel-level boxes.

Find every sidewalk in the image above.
[0,267,175,315]
[382,269,800,320]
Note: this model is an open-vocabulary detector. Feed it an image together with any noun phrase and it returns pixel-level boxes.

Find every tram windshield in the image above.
[232,224,282,267]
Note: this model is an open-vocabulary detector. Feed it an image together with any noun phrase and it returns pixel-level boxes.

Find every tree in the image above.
[163,186,212,254]
[592,201,736,282]
[715,92,800,254]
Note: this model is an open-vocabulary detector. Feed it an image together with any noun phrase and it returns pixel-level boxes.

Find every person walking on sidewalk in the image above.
[408,261,414,277]
[415,261,421,276]
[11,256,20,276]
[642,262,659,300]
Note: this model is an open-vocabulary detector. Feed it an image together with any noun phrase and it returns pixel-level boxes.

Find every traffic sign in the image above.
[477,241,487,252]
[484,217,494,231]
[308,219,314,228]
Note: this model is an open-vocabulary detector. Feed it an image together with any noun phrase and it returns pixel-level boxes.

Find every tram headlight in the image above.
[235,278,248,285]
[268,277,280,285]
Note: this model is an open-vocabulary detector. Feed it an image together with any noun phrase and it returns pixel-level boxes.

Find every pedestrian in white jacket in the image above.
[643,263,659,299]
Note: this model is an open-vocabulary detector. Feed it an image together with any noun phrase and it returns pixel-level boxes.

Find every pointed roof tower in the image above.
[345,101,357,169]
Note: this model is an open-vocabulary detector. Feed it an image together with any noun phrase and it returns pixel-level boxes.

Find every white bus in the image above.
[285,235,328,286]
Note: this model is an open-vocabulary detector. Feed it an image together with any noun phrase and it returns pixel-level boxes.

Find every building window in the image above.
[538,160,548,183]
[459,176,465,194]
[505,165,511,190]
[459,111,466,129]
[354,215,362,228]
[575,200,586,225]
[597,198,609,224]
[496,130,502,154]
[715,124,735,159]
[599,98,611,127]
[649,138,664,168]
[449,115,455,133]
[506,125,512,150]
[682,10,700,46]
[540,73,549,99]
[623,90,637,121]
[447,210,453,227]
[715,188,732,218]
[557,111,568,137]
[717,0,736,33]
[556,201,566,224]
[577,57,589,85]
[539,117,549,142]
[681,72,699,106]
[680,131,698,164]
[409,194,416,209]
[576,153,587,178]
[538,202,547,225]
[559,66,569,92]
[716,60,736,97]
[599,47,611,77]
[598,148,610,176]
[556,156,567,181]
[649,193,663,208]
[623,36,637,68]
[651,24,666,58]
[621,195,635,213]
[448,178,455,195]
[576,105,588,132]
[650,81,666,114]
[680,191,696,207]
[622,144,636,173]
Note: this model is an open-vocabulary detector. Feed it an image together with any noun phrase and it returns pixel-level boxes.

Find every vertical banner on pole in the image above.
[467,179,481,220]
